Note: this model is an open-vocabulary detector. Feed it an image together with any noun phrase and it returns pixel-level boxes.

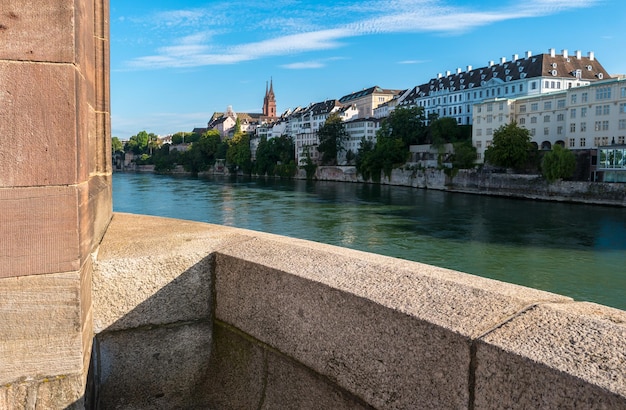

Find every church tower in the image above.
[262,78,277,119]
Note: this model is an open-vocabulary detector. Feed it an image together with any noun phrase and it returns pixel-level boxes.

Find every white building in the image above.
[472,77,626,167]
[339,117,382,164]
[397,49,610,126]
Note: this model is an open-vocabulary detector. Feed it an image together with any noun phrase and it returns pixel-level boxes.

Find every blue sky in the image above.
[110,0,626,138]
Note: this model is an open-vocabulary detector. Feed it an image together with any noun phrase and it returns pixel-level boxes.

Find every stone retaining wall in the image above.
[311,167,626,206]
[90,213,626,409]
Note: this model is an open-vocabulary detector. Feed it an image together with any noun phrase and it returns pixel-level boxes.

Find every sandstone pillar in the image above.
[0,0,111,408]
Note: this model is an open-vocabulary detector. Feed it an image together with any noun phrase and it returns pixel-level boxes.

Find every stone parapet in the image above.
[90,213,626,409]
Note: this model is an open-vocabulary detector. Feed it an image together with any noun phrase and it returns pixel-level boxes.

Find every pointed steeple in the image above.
[262,78,277,119]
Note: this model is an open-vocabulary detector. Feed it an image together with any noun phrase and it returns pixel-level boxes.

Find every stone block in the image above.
[475,302,626,409]
[95,322,212,408]
[0,1,75,62]
[0,186,80,278]
[0,271,84,385]
[214,235,571,408]
[0,61,79,187]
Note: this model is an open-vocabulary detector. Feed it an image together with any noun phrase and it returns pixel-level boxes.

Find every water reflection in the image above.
[113,173,626,310]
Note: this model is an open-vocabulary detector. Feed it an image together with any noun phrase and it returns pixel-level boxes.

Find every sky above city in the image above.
[110,0,626,138]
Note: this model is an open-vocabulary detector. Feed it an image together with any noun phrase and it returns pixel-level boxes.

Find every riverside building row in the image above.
[198,48,624,179]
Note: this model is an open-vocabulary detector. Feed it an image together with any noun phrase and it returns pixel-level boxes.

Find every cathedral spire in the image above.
[262,78,276,119]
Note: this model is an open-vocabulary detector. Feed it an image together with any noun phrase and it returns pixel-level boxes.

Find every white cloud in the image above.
[123,0,601,70]
[281,61,326,69]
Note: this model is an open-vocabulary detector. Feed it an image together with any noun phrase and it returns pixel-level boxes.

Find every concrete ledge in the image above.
[91,213,626,409]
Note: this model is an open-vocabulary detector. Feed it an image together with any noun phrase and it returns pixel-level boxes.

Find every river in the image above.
[112,172,626,311]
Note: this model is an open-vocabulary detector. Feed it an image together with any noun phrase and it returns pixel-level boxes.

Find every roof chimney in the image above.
[500,57,506,64]
[446,70,451,77]
[525,50,532,59]
[456,67,462,74]
[488,60,494,67]
[575,50,582,60]
[467,65,473,72]
[549,48,556,57]
[562,49,568,59]
[588,51,595,61]
[512,54,519,61]
[437,73,442,79]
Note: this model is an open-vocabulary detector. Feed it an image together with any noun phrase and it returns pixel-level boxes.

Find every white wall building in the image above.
[472,77,626,163]
[397,49,610,127]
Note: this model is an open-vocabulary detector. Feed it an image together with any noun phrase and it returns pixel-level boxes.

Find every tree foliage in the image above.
[385,106,427,148]
[111,136,123,153]
[226,132,252,174]
[429,117,461,148]
[254,135,296,177]
[356,129,409,182]
[541,144,576,182]
[484,122,534,170]
[452,141,477,169]
[316,112,348,165]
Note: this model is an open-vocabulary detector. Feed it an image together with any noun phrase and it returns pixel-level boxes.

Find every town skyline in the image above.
[110,0,626,138]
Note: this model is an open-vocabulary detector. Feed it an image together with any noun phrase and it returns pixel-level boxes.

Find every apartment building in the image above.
[472,77,626,181]
[338,86,403,119]
[397,49,610,127]
[339,117,382,164]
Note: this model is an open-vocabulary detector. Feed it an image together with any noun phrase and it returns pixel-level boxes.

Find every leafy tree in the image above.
[484,122,533,170]
[111,136,123,153]
[429,117,461,148]
[386,106,427,147]
[451,141,477,169]
[317,112,348,165]
[300,146,317,180]
[356,127,409,182]
[254,135,295,176]
[345,149,355,165]
[171,132,195,144]
[226,132,252,174]
[542,144,576,182]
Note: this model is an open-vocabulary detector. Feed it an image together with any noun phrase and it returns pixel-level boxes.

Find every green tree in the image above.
[386,106,427,147]
[124,130,150,155]
[226,132,252,174]
[356,128,409,182]
[316,112,348,165]
[300,146,318,180]
[451,141,477,169]
[429,117,461,148]
[541,144,577,182]
[111,136,123,153]
[484,122,533,171]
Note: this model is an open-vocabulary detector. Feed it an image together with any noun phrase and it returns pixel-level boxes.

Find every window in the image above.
[487,104,493,112]
[603,120,610,131]
[544,115,551,123]
[595,121,602,131]
[557,113,564,121]
[531,117,537,124]
[580,138,586,147]
[570,123,576,133]
[476,129,482,136]
[557,99,565,109]
[499,102,504,111]
[557,126,563,135]
[581,92,588,103]
[581,122,586,132]
[595,87,611,100]
[544,81,550,89]
[581,107,587,118]
[519,104,527,113]
[531,82,537,90]
[519,118,526,125]
[519,84,523,92]
[603,105,610,115]
[512,85,516,93]
[487,115,493,123]
[570,108,576,118]
[594,137,601,146]
[476,141,482,148]
[620,103,626,113]
[619,119,626,130]
[569,138,575,148]
[486,128,493,136]
[530,128,536,136]
[596,105,603,116]
[498,114,504,122]
[621,87,626,98]
[619,136,625,145]
[531,103,538,111]
[476,117,481,124]
[544,127,549,136]
[544,101,552,110]
[571,94,577,104]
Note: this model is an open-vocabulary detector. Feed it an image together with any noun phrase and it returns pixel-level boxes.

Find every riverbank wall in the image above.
[308,166,626,207]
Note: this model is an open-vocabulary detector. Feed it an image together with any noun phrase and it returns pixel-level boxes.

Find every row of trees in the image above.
[114,106,578,182]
